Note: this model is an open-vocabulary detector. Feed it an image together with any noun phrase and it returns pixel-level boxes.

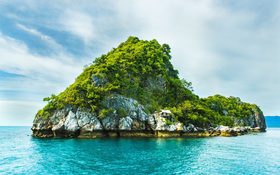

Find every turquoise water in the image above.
[1,126,280,174]
[266,116,280,128]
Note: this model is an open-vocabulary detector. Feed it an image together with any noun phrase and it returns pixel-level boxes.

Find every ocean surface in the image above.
[0,117,280,175]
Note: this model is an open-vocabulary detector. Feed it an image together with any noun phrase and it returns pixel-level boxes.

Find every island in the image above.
[32,36,266,138]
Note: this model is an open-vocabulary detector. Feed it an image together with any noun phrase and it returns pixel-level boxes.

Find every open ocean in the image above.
[0,117,280,175]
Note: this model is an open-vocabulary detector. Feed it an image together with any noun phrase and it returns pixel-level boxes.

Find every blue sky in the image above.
[0,0,279,125]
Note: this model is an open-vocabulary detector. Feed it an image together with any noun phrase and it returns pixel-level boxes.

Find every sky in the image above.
[0,0,279,126]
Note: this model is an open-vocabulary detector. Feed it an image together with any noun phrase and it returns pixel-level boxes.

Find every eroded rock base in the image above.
[32,127,265,139]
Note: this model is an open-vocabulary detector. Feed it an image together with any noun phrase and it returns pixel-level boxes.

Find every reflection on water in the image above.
[0,127,280,175]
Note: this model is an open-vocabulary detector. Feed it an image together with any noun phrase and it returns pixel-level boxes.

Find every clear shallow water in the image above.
[0,127,280,175]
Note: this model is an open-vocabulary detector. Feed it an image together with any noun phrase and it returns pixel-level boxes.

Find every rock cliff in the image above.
[32,94,266,138]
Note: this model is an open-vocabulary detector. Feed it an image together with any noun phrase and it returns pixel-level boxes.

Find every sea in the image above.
[0,117,279,175]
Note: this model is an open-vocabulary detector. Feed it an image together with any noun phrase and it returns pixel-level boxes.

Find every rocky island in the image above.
[32,37,266,138]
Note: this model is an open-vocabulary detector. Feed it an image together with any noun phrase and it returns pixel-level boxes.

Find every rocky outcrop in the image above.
[232,107,266,131]
[149,113,184,131]
[31,37,267,138]
[32,107,99,137]
[76,109,102,131]
[32,95,266,138]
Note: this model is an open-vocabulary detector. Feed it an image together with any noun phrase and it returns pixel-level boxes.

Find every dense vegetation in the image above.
[37,36,262,127]
[171,95,261,127]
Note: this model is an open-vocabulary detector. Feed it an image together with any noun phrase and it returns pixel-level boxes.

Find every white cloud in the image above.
[0,34,87,122]
[59,10,96,44]
[0,33,84,82]
[16,23,64,52]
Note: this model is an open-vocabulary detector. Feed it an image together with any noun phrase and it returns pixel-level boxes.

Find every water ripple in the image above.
[0,127,280,175]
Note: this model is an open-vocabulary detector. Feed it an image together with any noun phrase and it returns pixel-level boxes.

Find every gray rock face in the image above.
[64,111,79,132]
[32,95,266,138]
[252,109,266,130]
[148,115,157,130]
[32,107,103,137]
[100,95,149,130]
[185,124,197,132]
[32,118,51,130]
[76,109,102,131]
[50,109,69,126]
[103,95,148,121]
[119,117,133,130]
[101,111,119,130]
[32,95,152,137]
[153,113,184,131]
[52,119,64,131]
[233,107,266,131]
[215,125,230,132]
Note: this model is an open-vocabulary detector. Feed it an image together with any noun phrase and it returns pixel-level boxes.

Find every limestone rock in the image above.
[64,111,79,132]
[76,108,102,131]
[101,111,119,130]
[103,95,148,122]
[153,112,184,131]
[215,125,230,132]
[233,107,266,131]
[52,119,64,131]
[119,117,133,130]
[49,109,69,126]
[137,107,148,121]
[32,95,266,138]
[185,124,197,132]
[131,120,146,130]
[252,109,266,130]
[32,118,51,130]
[148,114,157,130]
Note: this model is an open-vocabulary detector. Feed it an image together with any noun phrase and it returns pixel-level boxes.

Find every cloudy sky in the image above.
[0,0,279,125]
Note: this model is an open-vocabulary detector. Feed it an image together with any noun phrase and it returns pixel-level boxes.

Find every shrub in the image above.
[117,108,128,118]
